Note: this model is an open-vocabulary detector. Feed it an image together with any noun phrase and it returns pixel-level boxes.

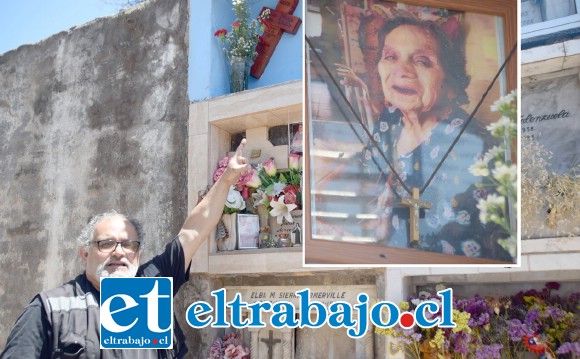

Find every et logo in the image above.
[100,277,173,349]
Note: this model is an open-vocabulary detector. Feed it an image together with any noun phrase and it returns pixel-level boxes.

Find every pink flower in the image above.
[245,169,262,188]
[224,344,249,359]
[222,333,238,346]
[289,154,302,170]
[218,156,231,168]
[235,170,253,191]
[213,167,226,183]
[232,21,240,28]
[263,158,277,177]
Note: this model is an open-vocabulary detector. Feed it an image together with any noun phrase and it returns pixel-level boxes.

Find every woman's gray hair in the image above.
[77,210,144,248]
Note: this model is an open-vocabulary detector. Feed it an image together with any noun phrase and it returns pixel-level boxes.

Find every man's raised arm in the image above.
[178,139,250,271]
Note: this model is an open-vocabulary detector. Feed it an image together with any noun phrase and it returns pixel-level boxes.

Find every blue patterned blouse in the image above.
[361,106,510,260]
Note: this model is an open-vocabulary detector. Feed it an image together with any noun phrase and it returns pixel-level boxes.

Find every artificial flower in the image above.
[487,116,516,137]
[245,169,261,188]
[263,158,277,177]
[252,189,269,208]
[213,167,227,183]
[492,163,517,184]
[214,29,228,39]
[476,193,505,224]
[269,195,297,224]
[224,344,248,359]
[269,182,286,197]
[289,153,302,170]
[214,0,270,60]
[283,185,299,205]
[468,159,490,177]
[225,186,246,213]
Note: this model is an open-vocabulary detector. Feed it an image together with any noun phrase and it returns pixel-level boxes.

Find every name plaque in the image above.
[225,285,376,307]
[522,75,578,175]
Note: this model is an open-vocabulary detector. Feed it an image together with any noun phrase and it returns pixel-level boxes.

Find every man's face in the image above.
[80,215,141,290]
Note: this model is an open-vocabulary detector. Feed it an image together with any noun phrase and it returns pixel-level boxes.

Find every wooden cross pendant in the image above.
[251,0,302,79]
[400,187,431,245]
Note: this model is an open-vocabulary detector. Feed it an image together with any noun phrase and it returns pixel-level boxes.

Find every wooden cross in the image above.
[260,330,282,359]
[251,0,302,79]
[399,187,431,245]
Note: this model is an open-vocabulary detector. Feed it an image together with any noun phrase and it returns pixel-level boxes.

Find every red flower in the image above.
[232,21,240,28]
[283,185,299,206]
[214,29,227,37]
[523,334,549,354]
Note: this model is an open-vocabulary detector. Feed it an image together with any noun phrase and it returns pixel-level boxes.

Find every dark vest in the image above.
[38,274,184,359]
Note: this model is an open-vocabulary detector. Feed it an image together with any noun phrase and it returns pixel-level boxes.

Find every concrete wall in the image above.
[0,0,189,348]
[190,0,303,100]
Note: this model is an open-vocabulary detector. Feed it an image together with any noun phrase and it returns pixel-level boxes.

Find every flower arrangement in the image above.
[213,156,253,214]
[214,0,270,61]
[248,154,303,225]
[212,153,302,247]
[468,91,517,259]
[376,282,580,359]
[208,332,249,359]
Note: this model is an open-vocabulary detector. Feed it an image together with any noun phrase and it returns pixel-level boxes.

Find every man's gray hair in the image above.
[77,210,144,247]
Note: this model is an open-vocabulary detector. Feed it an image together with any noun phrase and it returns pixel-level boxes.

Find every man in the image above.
[0,140,251,358]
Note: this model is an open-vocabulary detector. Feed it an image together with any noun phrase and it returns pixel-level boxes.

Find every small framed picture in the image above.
[289,123,303,154]
[236,214,260,249]
[268,125,289,146]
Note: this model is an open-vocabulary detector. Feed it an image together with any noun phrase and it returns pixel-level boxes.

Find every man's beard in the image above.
[95,257,138,279]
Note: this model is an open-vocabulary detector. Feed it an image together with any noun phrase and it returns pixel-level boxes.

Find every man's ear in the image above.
[79,246,88,264]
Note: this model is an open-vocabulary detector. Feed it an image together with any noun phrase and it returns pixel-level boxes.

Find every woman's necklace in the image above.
[306,36,516,244]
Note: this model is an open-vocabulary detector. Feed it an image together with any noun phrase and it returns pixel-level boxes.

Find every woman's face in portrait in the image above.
[378,24,448,115]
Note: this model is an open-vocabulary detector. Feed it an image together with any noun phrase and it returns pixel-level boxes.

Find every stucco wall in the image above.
[0,0,189,347]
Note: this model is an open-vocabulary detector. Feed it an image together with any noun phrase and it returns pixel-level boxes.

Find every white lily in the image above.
[269,195,297,224]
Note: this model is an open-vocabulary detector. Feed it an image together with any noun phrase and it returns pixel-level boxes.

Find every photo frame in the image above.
[268,125,289,147]
[304,0,517,265]
[289,122,303,154]
[236,214,260,249]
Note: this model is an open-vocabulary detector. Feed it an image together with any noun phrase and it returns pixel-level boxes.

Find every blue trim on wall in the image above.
[189,0,303,101]
[522,28,580,50]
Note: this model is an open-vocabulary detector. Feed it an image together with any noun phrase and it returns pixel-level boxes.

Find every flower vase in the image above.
[217,213,237,251]
[229,56,251,93]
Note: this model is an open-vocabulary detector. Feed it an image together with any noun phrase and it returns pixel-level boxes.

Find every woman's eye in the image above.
[415,57,433,67]
[383,53,397,61]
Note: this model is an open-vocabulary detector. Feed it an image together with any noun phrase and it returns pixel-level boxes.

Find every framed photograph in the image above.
[268,125,289,146]
[289,122,303,154]
[305,0,517,265]
[236,214,260,249]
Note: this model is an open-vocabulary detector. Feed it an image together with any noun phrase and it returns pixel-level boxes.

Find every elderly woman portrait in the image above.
[308,2,513,262]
